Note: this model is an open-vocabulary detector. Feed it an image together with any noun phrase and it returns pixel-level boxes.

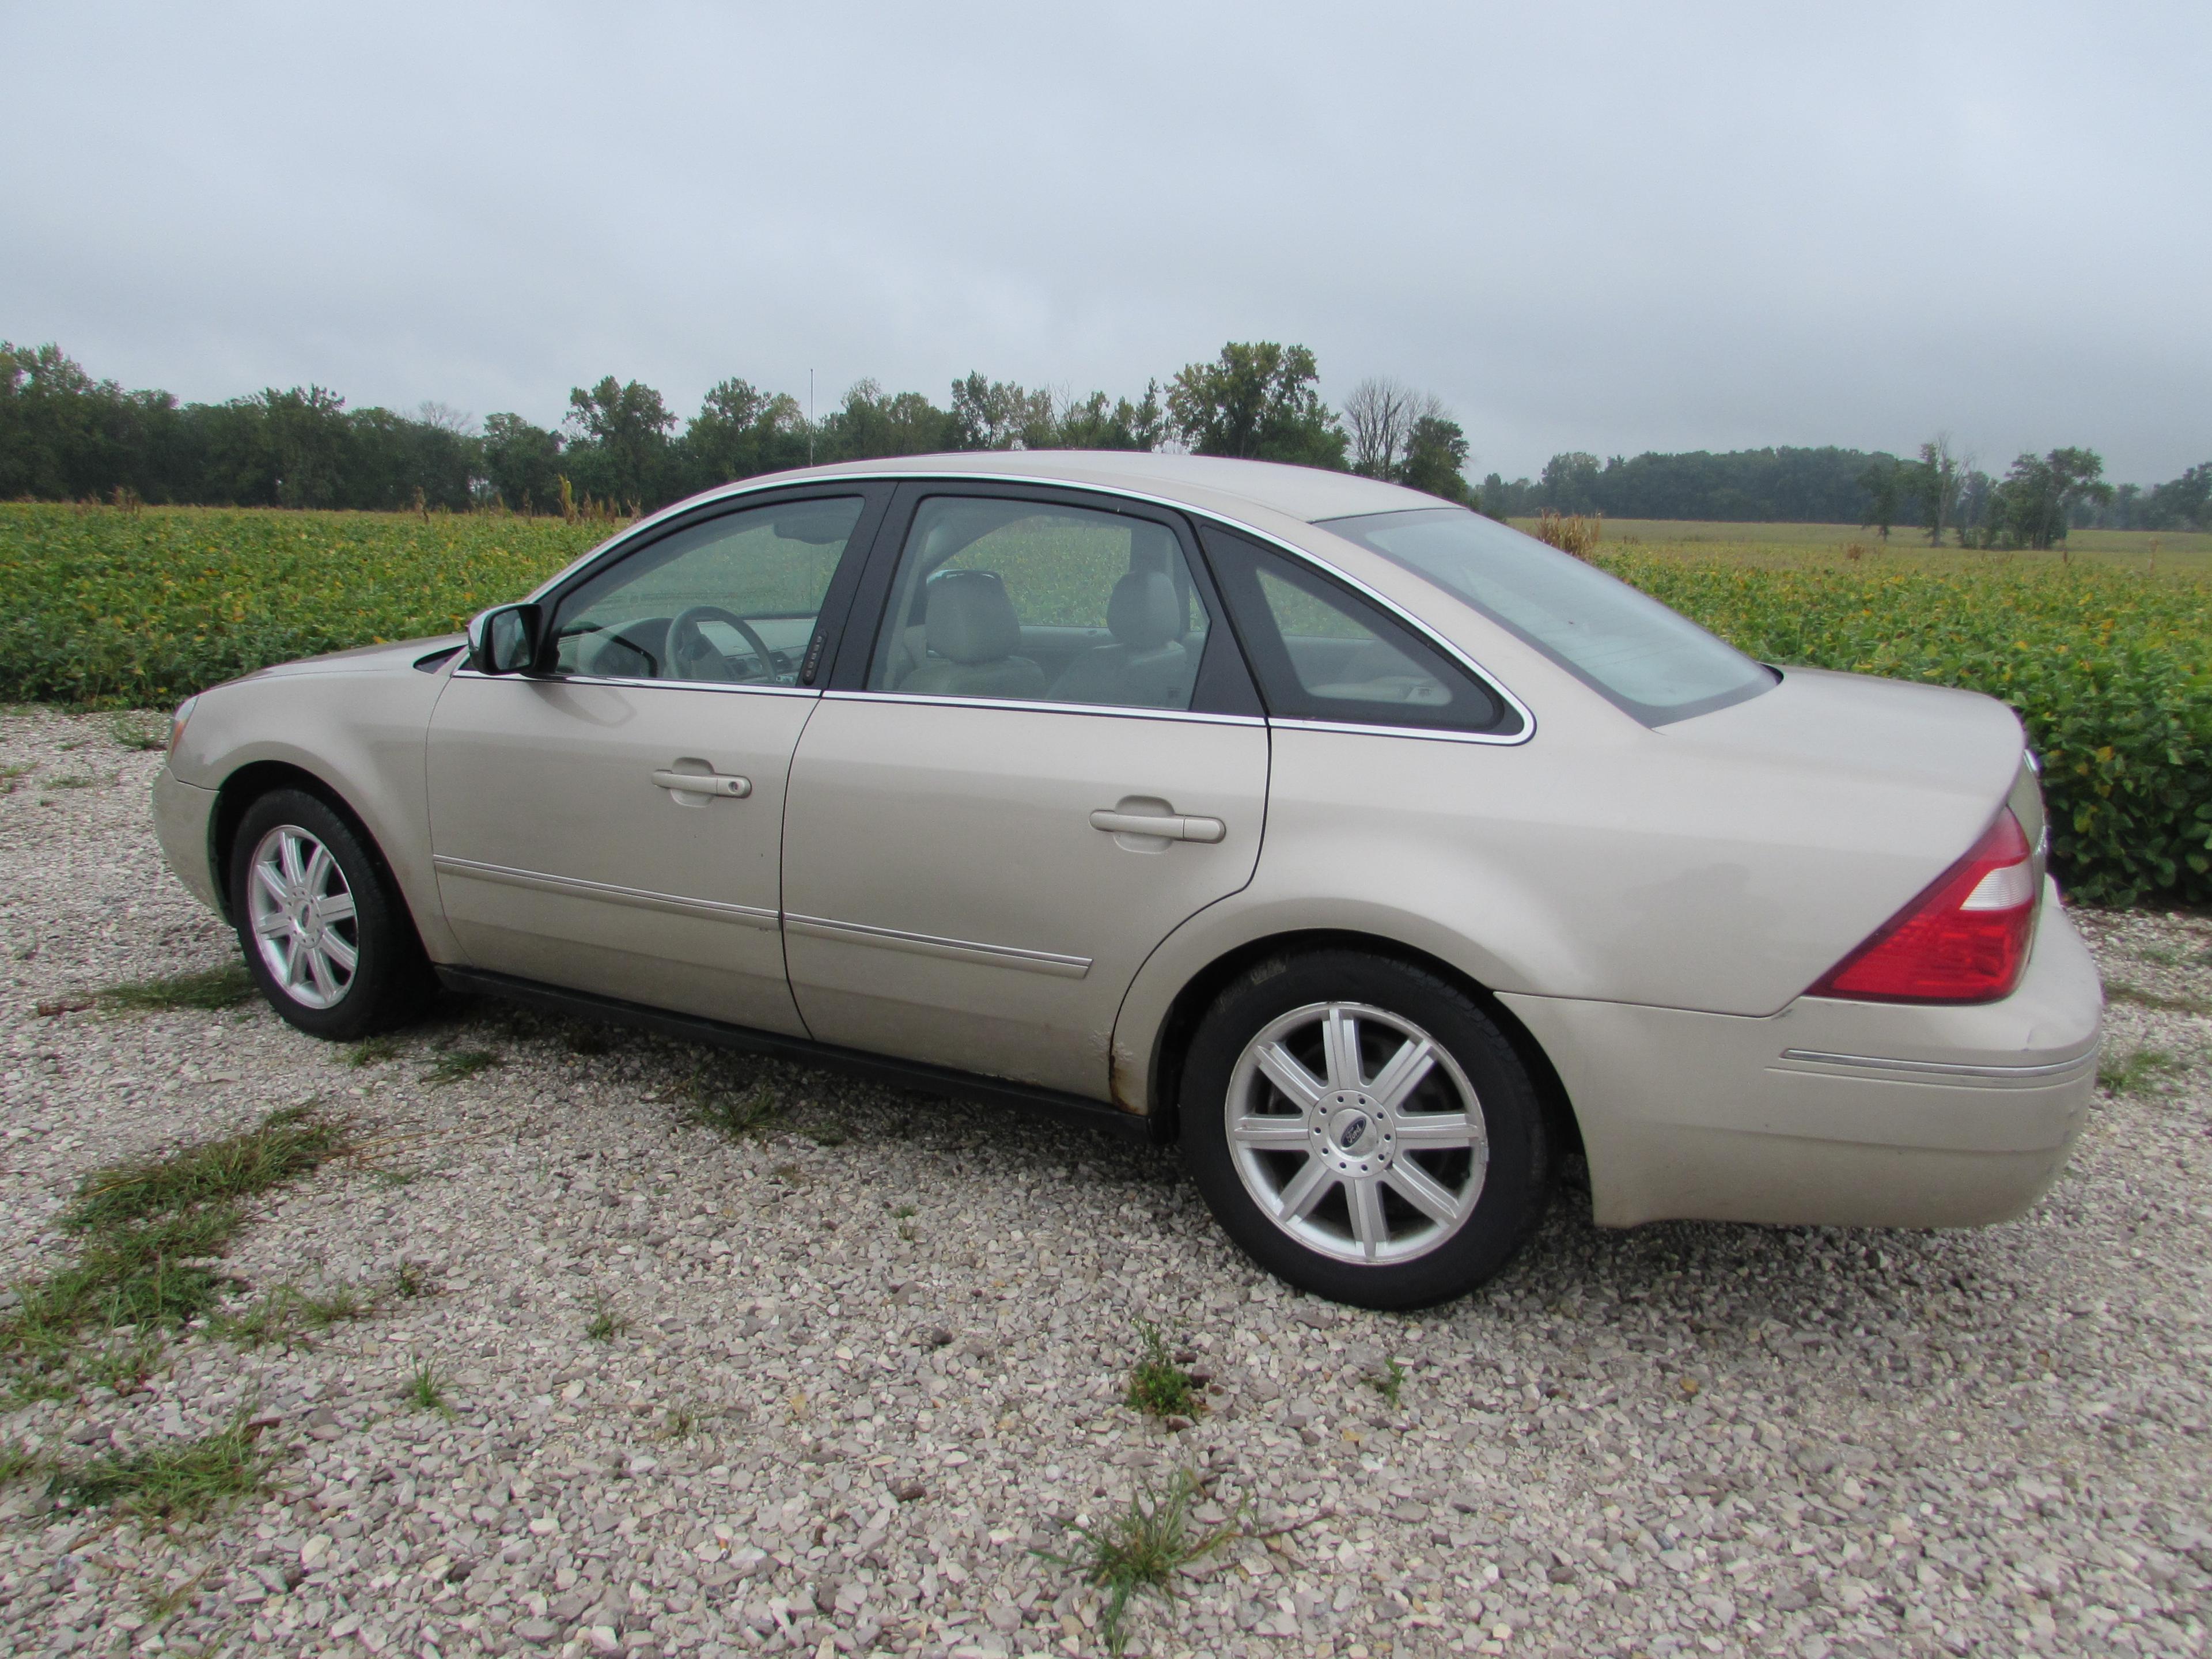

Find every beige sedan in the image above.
[153,453,2101,1306]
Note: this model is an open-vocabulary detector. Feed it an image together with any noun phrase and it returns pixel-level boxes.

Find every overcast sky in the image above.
[3,1,2205,482]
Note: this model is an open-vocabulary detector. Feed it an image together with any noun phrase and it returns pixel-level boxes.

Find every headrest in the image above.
[1107,570,1181,651]
[925,570,1022,664]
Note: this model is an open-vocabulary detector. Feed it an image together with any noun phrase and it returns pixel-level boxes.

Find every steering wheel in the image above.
[666,606,790,684]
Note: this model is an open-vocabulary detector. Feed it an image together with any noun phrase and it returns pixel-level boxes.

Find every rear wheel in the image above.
[228,789,432,1040]
[1180,950,1551,1308]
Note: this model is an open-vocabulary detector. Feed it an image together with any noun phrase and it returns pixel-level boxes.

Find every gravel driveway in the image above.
[2,707,2207,1659]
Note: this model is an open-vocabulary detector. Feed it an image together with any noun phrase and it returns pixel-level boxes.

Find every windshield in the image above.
[1317,507,1775,725]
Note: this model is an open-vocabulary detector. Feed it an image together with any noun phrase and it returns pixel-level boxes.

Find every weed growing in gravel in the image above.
[405,1359,451,1414]
[585,1291,630,1343]
[347,1035,403,1067]
[1040,1469,1241,1657]
[1124,1321,1202,1420]
[96,961,253,1013]
[683,1069,785,1141]
[50,1416,267,1520]
[222,1282,373,1347]
[1367,1357,1407,1407]
[2104,982,2212,1018]
[426,1047,502,1085]
[66,1104,340,1232]
[661,1405,698,1441]
[79,1335,163,1396]
[805,1122,851,1147]
[107,713,167,751]
[0,1441,39,1485]
[392,1262,432,1299]
[46,771,112,789]
[0,761,32,792]
[2099,1046,2183,1095]
[1,1105,341,1394]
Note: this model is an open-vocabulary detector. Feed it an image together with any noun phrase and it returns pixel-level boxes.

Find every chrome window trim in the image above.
[785,913,1092,979]
[432,855,781,930]
[450,667,821,699]
[821,689,1266,729]
[1267,715,1532,749]
[1775,1046,2098,1082]
[525,470,1534,743]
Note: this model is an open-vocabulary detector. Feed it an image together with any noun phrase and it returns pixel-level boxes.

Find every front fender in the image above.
[169,661,461,964]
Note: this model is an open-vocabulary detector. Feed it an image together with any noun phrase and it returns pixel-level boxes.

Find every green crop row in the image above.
[1599,552,2212,906]
[2,504,2205,904]
[0,505,612,708]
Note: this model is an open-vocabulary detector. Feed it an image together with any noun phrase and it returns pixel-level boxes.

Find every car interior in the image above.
[873,503,1209,710]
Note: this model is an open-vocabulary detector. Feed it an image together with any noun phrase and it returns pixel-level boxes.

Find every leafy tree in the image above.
[680,377,805,488]
[1049,383,1165,451]
[1166,343,1346,468]
[563,377,676,507]
[1539,452,1602,514]
[481,414,563,514]
[1400,415,1472,503]
[1988,448,2112,550]
[2146,462,2211,531]
[817,380,957,461]
[1899,436,1961,546]
[1857,456,1903,540]
[949,374,1054,450]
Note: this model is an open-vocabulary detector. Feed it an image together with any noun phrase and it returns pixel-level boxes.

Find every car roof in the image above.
[726,450,1450,525]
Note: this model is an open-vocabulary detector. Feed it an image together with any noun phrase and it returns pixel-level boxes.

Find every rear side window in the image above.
[1201,528,1522,737]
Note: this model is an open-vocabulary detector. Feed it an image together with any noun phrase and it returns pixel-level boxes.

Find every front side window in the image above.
[549,497,864,683]
[1202,528,1518,736]
[1319,507,1775,725]
[867,497,1212,711]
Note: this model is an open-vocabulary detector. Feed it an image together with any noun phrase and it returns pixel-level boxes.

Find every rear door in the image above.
[781,483,1269,1100]
[425,488,885,1034]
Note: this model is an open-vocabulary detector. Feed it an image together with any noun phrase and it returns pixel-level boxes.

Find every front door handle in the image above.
[1089,808,1226,844]
[653,768,751,799]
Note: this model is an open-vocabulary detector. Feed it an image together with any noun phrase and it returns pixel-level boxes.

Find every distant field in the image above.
[4,501,2207,904]
[1520,516,2212,572]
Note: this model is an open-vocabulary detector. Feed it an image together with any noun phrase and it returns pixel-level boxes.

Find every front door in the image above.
[782,488,1269,1100]
[425,492,880,1035]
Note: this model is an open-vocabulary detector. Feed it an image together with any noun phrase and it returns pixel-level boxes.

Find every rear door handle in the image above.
[653,768,751,798]
[1089,808,1226,844]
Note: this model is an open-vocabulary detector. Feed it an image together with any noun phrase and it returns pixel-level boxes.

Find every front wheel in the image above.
[1180,950,1551,1309]
[228,789,432,1040]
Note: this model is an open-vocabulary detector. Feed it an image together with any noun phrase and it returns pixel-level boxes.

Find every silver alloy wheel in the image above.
[246,823,360,1009]
[1226,1001,1489,1265]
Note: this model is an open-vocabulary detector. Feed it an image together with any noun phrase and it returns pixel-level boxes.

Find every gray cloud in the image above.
[3,0,2205,481]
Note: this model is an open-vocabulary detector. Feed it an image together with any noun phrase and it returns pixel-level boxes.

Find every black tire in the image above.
[1180,949,1551,1309]
[227,787,433,1041]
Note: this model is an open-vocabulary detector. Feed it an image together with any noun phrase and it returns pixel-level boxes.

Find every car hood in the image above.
[235,634,465,682]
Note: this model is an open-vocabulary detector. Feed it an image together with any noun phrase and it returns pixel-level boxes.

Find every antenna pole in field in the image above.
[808,369,815,466]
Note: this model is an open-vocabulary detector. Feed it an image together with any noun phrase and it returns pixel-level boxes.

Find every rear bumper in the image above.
[1501,885,2102,1229]
[152,767,222,914]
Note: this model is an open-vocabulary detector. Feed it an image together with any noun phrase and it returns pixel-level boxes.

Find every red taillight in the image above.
[1807,810,2039,1004]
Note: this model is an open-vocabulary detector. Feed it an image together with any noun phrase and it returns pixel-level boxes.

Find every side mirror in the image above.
[468,604,543,675]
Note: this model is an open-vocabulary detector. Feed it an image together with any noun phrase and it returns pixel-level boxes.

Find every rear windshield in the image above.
[1317,507,1776,725]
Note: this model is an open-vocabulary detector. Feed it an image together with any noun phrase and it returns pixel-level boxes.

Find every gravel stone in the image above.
[3,706,2210,1658]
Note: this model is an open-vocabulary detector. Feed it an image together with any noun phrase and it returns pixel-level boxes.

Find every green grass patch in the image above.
[1039,1469,1240,1657]
[682,1066,786,1141]
[424,1047,502,1086]
[404,1358,450,1415]
[584,1291,630,1344]
[219,1282,373,1347]
[2104,982,2212,1018]
[96,961,254,1013]
[1366,1356,1406,1407]
[50,1416,267,1520]
[346,1035,403,1067]
[66,1104,340,1233]
[2,1107,341,1394]
[1124,1320,1202,1420]
[107,713,168,751]
[2099,1046,2184,1096]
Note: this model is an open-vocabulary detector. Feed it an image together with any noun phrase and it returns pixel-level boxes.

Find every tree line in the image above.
[4,338,2204,541]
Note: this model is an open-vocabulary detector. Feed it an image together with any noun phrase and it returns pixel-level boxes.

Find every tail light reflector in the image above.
[1807,810,2038,1004]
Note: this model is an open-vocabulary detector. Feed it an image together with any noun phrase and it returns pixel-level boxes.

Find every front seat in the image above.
[1051,570,1191,707]
[899,570,1049,700]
